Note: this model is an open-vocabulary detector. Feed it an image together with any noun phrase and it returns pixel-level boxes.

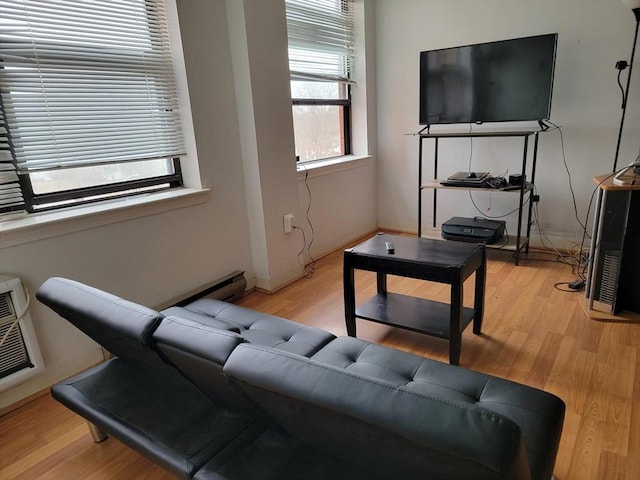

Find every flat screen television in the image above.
[419,33,558,126]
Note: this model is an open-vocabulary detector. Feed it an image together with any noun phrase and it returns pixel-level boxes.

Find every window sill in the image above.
[296,154,373,179]
[0,188,211,248]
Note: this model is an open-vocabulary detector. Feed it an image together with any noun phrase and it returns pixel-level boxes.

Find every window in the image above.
[0,0,185,215]
[285,0,354,163]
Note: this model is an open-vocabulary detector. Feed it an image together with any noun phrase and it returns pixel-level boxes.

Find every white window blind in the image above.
[286,0,354,83]
[0,96,25,216]
[0,0,185,176]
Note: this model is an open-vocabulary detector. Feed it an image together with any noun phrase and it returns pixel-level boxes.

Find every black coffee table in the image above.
[343,233,486,365]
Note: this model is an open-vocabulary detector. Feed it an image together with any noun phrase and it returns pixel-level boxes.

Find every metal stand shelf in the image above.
[417,129,541,265]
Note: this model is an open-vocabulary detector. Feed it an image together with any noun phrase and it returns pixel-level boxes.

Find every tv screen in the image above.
[419,33,558,126]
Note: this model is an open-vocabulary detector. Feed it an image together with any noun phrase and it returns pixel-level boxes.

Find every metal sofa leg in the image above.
[87,422,108,443]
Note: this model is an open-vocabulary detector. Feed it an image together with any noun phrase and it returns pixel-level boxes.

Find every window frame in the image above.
[286,0,354,164]
[291,84,352,163]
[17,158,183,213]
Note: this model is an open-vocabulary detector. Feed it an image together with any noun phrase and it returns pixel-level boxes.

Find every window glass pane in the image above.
[29,158,174,194]
[291,81,347,100]
[292,105,344,161]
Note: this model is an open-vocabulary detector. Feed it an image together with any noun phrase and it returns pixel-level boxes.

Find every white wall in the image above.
[0,0,379,409]
[227,0,303,291]
[294,0,379,263]
[376,0,640,246]
[297,159,378,263]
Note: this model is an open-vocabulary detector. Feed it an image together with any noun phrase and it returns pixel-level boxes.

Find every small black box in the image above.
[508,174,523,186]
[442,217,506,244]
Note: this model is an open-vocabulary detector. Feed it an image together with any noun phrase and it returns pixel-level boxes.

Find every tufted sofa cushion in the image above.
[311,336,488,401]
[164,299,335,357]
[311,336,564,480]
[224,343,531,480]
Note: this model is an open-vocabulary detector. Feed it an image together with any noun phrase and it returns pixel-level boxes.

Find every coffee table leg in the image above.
[473,247,486,335]
[343,258,356,337]
[377,271,387,295]
[449,280,463,365]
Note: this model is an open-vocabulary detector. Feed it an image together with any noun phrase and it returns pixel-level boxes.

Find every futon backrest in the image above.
[223,343,531,480]
[152,315,248,411]
[36,277,166,369]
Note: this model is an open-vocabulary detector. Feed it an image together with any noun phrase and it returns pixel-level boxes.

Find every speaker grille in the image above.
[597,253,620,306]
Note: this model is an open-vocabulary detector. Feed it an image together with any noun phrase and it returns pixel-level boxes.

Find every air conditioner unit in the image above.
[0,275,44,392]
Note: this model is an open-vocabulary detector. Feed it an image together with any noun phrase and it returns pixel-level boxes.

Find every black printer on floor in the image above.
[442,217,506,244]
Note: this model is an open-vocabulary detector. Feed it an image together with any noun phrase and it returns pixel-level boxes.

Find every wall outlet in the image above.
[283,213,294,234]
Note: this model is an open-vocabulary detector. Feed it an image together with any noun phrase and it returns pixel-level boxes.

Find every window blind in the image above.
[0,93,25,216]
[0,0,185,175]
[286,0,354,83]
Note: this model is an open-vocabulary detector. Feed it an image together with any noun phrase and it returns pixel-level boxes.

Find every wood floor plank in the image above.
[568,409,604,479]
[596,451,626,480]
[522,330,563,389]
[553,410,581,480]
[0,239,639,479]
[627,361,640,480]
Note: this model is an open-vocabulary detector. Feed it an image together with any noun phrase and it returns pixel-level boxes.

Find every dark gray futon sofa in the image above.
[37,277,565,480]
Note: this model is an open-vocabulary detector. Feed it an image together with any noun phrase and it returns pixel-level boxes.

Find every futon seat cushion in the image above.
[164,299,335,357]
[194,429,382,480]
[52,358,262,479]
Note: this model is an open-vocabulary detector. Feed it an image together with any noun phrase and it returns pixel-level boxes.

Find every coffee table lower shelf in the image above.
[355,292,475,340]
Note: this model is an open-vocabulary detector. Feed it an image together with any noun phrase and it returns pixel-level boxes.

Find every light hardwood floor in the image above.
[1,241,638,480]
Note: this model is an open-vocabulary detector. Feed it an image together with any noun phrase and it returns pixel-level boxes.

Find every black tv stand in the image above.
[416,129,541,265]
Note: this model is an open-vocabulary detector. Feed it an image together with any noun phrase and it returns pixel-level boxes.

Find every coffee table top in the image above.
[346,233,483,268]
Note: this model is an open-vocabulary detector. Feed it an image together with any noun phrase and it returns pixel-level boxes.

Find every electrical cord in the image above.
[465,155,587,281]
[546,121,589,234]
[484,173,509,189]
[531,185,587,271]
[532,180,590,289]
[523,121,602,291]
[468,189,530,219]
[463,122,590,287]
[293,225,308,273]
[538,171,617,291]
[295,166,317,278]
[553,281,585,293]
[303,168,317,277]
